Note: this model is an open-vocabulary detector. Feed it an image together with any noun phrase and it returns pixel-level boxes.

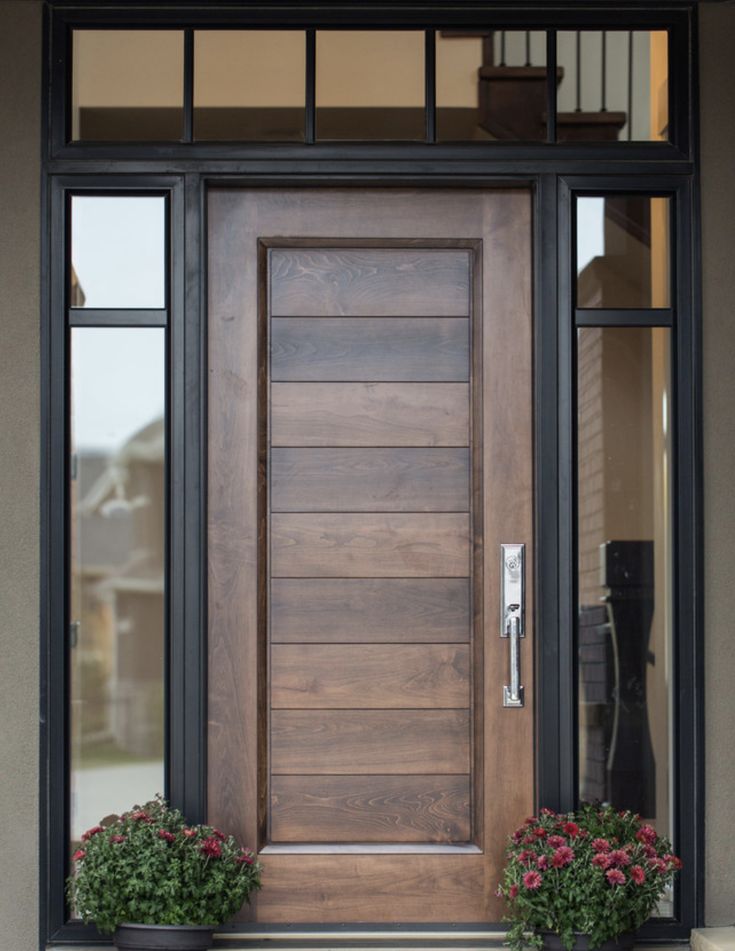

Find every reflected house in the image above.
[72,416,165,763]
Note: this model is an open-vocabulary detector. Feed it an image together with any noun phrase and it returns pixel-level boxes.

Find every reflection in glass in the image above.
[437,30,547,141]
[576,196,670,308]
[72,30,184,141]
[69,328,166,844]
[577,327,673,867]
[71,196,166,310]
[194,31,306,141]
[316,31,425,140]
[557,32,668,142]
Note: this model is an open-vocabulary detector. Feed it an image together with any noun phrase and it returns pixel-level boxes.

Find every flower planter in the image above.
[114,923,214,951]
[542,932,634,951]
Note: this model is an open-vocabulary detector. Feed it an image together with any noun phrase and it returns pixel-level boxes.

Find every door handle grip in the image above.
[501,543,525,708]
[503,615,524,708]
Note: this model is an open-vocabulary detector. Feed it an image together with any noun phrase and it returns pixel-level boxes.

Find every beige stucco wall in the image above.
[0,4,733,947]
[699,2,735,929]
[0,2,42,950]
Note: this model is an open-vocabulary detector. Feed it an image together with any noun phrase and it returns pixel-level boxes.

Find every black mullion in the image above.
[305,29,316,144]
[546,31,557,144]
[67,308,168,327]
[183,28,194,144]
[425,29,436,144]
[575,307,673,327]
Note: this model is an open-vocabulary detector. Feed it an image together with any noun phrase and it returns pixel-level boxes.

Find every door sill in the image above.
[213,930,507,949]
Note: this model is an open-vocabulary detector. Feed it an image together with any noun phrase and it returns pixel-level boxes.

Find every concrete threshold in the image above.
[692,929,735,951]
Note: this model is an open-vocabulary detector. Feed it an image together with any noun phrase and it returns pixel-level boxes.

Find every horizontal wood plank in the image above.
[271,448,470,512]
[270,249,470,317]
[271,383,469,447]
[270,317,469,382]
[271,710,470,774]
[271,513,470,577]
[271,644,470,708]
[271,775,470,843]
[270,578,470,643]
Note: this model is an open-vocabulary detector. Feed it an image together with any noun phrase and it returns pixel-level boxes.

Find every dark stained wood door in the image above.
[208,189,533,925]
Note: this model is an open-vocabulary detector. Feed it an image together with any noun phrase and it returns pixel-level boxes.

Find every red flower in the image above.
[563,822,580,838]
[525,816,539,826]
[591,838,611,853]
[509,883,519,899]
[649,858,668,874]
[540,807,556,817]
[236,850,254,865]
[635,824,657,846]
[81,825,103,841]
[522,870,543,890]
[110,834,126,844]
[610,849,631,867]
[522,834,536,845]
[200,836,222,859]
[536,855,549,871]
[592,852,613,869]
[532,826,547,839]
[130,810,152,823]
[630,865,646,885]
[183,828,197,838]
[643,844,657,859]
[512,830,524,844]
[518,849,535,866]
[72,849,86,862]
[158,830,176,843]
[212,829,228,842]
[606,868,626,886]
[547,835,566,848]
[664,853,683,870]
[551,846,575,868]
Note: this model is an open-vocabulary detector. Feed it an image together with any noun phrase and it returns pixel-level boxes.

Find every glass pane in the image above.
[437,30,547,141]
[71,196,166,310]
[557,31,668,142]
[72,30,184,141]
[316,31,424,140]
[194,31,306,141]
[576,195,670,308]
[69,328,166,846]
[577,327,673,886]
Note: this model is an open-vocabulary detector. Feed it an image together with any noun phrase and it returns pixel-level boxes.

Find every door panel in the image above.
[208,189,533,925]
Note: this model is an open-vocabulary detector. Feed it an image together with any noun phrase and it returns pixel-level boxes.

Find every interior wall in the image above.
[699,1,735,928]
[0,3,42,951]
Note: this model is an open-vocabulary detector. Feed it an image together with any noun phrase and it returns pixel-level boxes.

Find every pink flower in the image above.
[563,822,580,838]
[606,868,626,886]
[518,849,535,866]
[540,807,556,817]
[664,853,683,870]
[523,834,536,845]
[536,855,549,871]
[636,824,657,846]
[130,810,152,823]
[72,849,86,862]
[212,829,228,842]
[551,846,575,868]
[158,829,176,843]
[610,849,631,867]
[532,826,547,839]
[200,836,222,859]
[591,838,611,853]
[110,834,126,844]
[509,883,519,899]
[523,870,543,890]
[630,865,646,885]
[525,816,539,826]
[643,844,657,859]
[236,850,254,865]
[81,825,103,841]
[649,858,668,874]
[183,828,197,838]
[547,835,566,848]
[592,852,613,869]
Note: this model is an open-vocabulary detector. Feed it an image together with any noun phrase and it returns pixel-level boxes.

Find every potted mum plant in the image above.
[497,804,682,951]
[67,795,262,950]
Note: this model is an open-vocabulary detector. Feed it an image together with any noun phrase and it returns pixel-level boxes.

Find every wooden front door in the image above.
[207,188,534,925]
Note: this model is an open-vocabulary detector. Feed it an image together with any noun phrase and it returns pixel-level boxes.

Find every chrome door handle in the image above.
[501,544,525,708]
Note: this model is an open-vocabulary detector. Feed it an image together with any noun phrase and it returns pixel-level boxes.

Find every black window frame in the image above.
[41,2,702,946]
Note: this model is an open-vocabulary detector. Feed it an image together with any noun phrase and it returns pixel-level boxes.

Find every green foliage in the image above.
[66,796,262,934]
[497,804,682,951]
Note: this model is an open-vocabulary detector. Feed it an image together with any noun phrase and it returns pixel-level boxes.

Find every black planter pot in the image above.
[542,933,634,951]
[113,923,214,951]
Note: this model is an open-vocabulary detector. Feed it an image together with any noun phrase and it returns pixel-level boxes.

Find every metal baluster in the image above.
[627,31,634,140]
[575,31,582,111]
[601,31,607,112]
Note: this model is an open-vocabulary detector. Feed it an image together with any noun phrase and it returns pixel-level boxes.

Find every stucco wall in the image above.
[0,2,42,950]
[699,2,735,929]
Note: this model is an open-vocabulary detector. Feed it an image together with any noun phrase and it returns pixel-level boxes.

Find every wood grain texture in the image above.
[271,709,470,774]
[270,248,470,317]
[271,644,470,708]
[271,382,470,447]
[271,513,470,578]
[271,775,470,843]
[270,578,471,643]
[270,317,469,381]
[270,448,470,512]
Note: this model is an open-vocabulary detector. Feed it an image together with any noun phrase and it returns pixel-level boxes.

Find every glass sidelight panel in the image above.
[69,328,166,845]
[72,30,184,141]
[437,30,547,142]
[70,196,166,310]
[577,327,673,854]
[316,31,425,140]
[194,31,306,141]
[576,195,671,308]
